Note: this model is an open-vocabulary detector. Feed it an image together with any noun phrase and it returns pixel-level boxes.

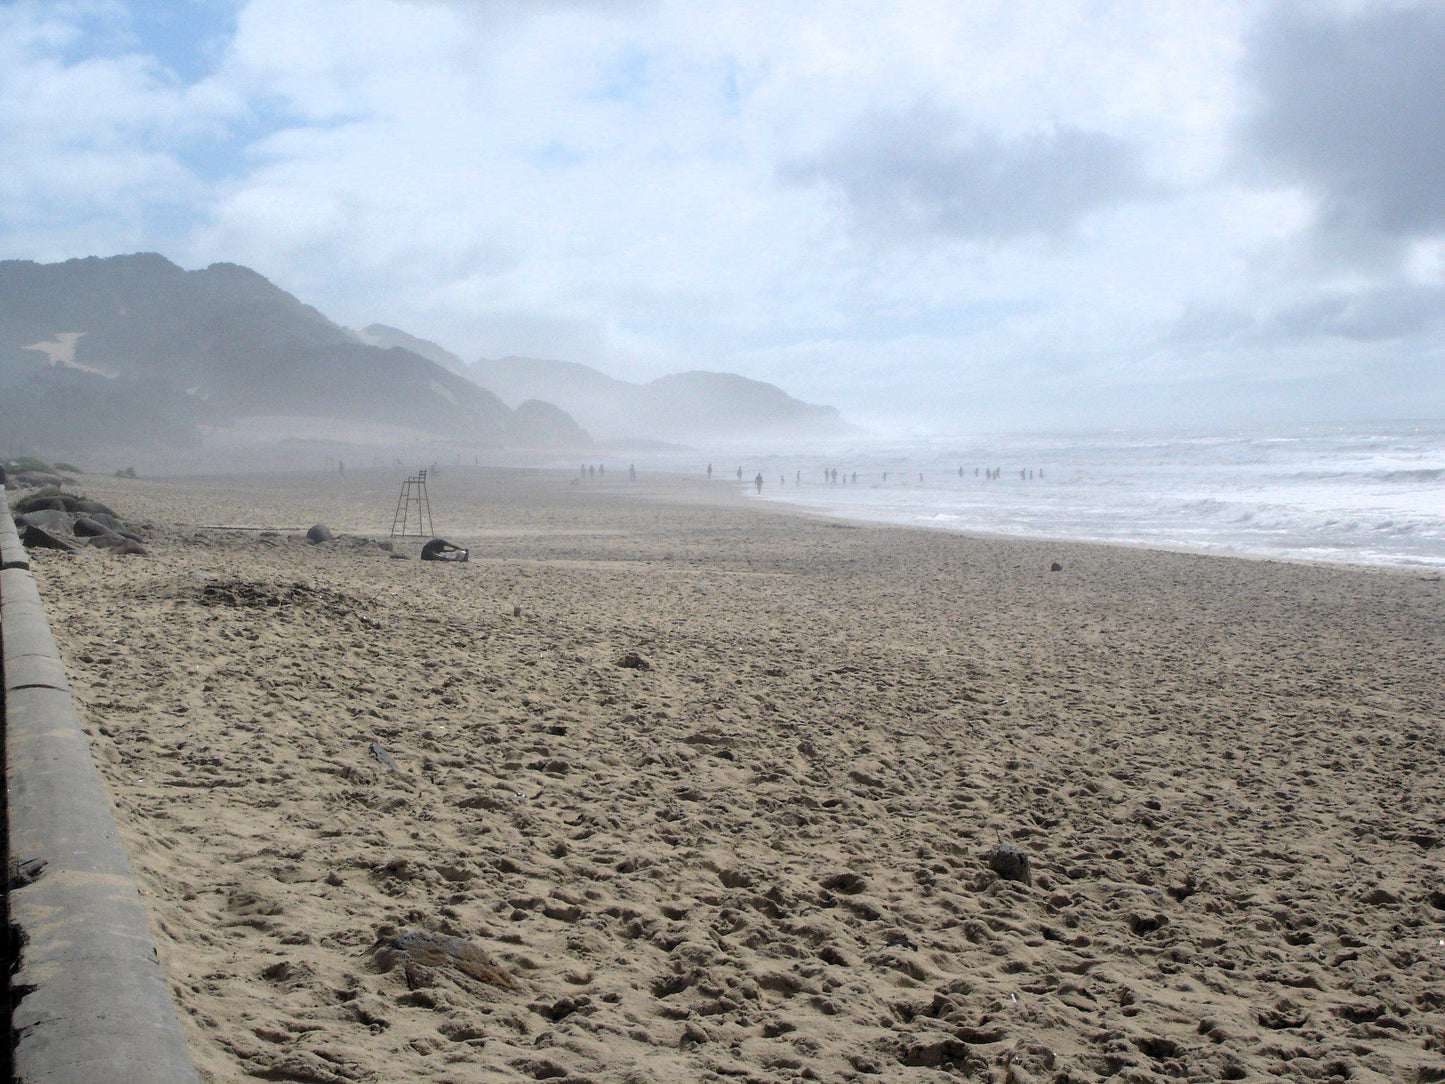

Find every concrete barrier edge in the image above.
[3,491,200,1083]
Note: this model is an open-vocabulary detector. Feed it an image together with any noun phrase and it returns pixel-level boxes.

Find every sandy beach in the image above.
[23,466,1445,1083]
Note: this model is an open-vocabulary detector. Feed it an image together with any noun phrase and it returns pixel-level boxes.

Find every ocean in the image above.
[728,420,1445,569]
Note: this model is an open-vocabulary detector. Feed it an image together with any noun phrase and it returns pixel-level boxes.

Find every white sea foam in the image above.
[729,421,1445,568]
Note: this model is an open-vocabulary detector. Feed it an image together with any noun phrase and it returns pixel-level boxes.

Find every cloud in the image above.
[1241,3,1445,251]
[6,0,1444,429]
[783,103,1153,244]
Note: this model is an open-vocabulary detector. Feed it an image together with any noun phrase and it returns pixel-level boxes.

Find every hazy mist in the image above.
[3,1,1443,434]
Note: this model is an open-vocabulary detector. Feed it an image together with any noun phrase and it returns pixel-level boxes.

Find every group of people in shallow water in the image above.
[578,463,639,481]
[707,463,1046,493]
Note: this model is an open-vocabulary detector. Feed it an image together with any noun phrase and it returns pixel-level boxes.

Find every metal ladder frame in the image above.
[389,469,435,538]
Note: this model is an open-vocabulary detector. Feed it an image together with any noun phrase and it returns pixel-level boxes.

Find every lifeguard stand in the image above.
[390,469,435,539]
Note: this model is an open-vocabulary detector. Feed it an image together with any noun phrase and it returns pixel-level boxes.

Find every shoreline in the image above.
[20,468,1445,1083]
[62,462,1445,577]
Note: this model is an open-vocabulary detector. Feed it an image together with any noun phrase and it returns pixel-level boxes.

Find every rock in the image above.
[85,532,147,556]
[1050,561,1063,572]
[986,842,1032,885]
[84,511,125,532]
[74,499,116,517]
[17,494,78,514]
[11,471,65,489]
[17,509,73,533]
[421,537,468,562]
[821,872,868,895]
[368,742,398,771]
[114,466,137,478]
[372,928,514,991]
[72,516,113,538]
[306,523,334,544]
[616,651,651,670]
[20,524,79,552]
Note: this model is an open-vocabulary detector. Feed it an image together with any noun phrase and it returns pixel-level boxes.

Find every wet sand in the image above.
[25,466,1445,1083]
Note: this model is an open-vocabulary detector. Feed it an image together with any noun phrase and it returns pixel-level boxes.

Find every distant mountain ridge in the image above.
[357,323,469,376]
[0,253,855,454]
[0,254,586,450]
[467,355,855,444]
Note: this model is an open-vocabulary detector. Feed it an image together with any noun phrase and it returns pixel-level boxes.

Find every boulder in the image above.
[10,471,65,489]
[17,509,73,533]
[420,537,468,562]
[85,511,125,532]
[16,494,79,514]
[74,499,116,517]
[986,842,1032,885]
[85,531,147,556]
[20,524,79,553]
[306,523,334,544]
[72,516,113,538]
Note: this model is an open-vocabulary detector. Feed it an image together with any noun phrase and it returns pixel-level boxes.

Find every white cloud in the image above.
[2,0,1443,427]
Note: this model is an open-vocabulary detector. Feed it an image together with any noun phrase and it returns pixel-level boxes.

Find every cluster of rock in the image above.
[11,491,147,556]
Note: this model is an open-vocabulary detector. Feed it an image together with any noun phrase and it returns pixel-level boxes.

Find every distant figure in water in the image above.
[1020,468,1026,480]
[883,471,888,482]
[588,464,595,479]
[737,467,743,480]
[707,463,713,479]
[629,463,636,481]
[1039,468,1044,479]
[338,459,344,476]
[780,475,785,486]
[919,472,924,483]
[958,466,964,478]
[851,471,857,484]
[754,472,764,494]
[599,464,605,476]
[796,470,801,485]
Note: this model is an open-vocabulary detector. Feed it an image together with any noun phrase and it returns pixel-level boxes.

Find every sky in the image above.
[2,0,1443,434]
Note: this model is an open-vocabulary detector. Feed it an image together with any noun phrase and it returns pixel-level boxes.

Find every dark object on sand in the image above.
[14,493,79,514]
[85,512,135,537]
[72,516,113,538]
[616,651,651,670]
[20,524,78,553]
[986,842,1032,885]
[420,538,468,562]
[84,531,147,556]
[306,523,334,544]
[17,509,72,533]
[10,471,65,489]
[373,928,514,991]
[1050,561,1063,572]
[368,741,398,771]
[821,872,868,895]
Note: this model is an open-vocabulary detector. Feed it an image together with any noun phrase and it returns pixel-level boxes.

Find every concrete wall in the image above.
[2,493,200,1083]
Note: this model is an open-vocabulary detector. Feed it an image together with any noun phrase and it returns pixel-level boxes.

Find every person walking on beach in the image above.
[754,472,764,494]
[707,463,713,479]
